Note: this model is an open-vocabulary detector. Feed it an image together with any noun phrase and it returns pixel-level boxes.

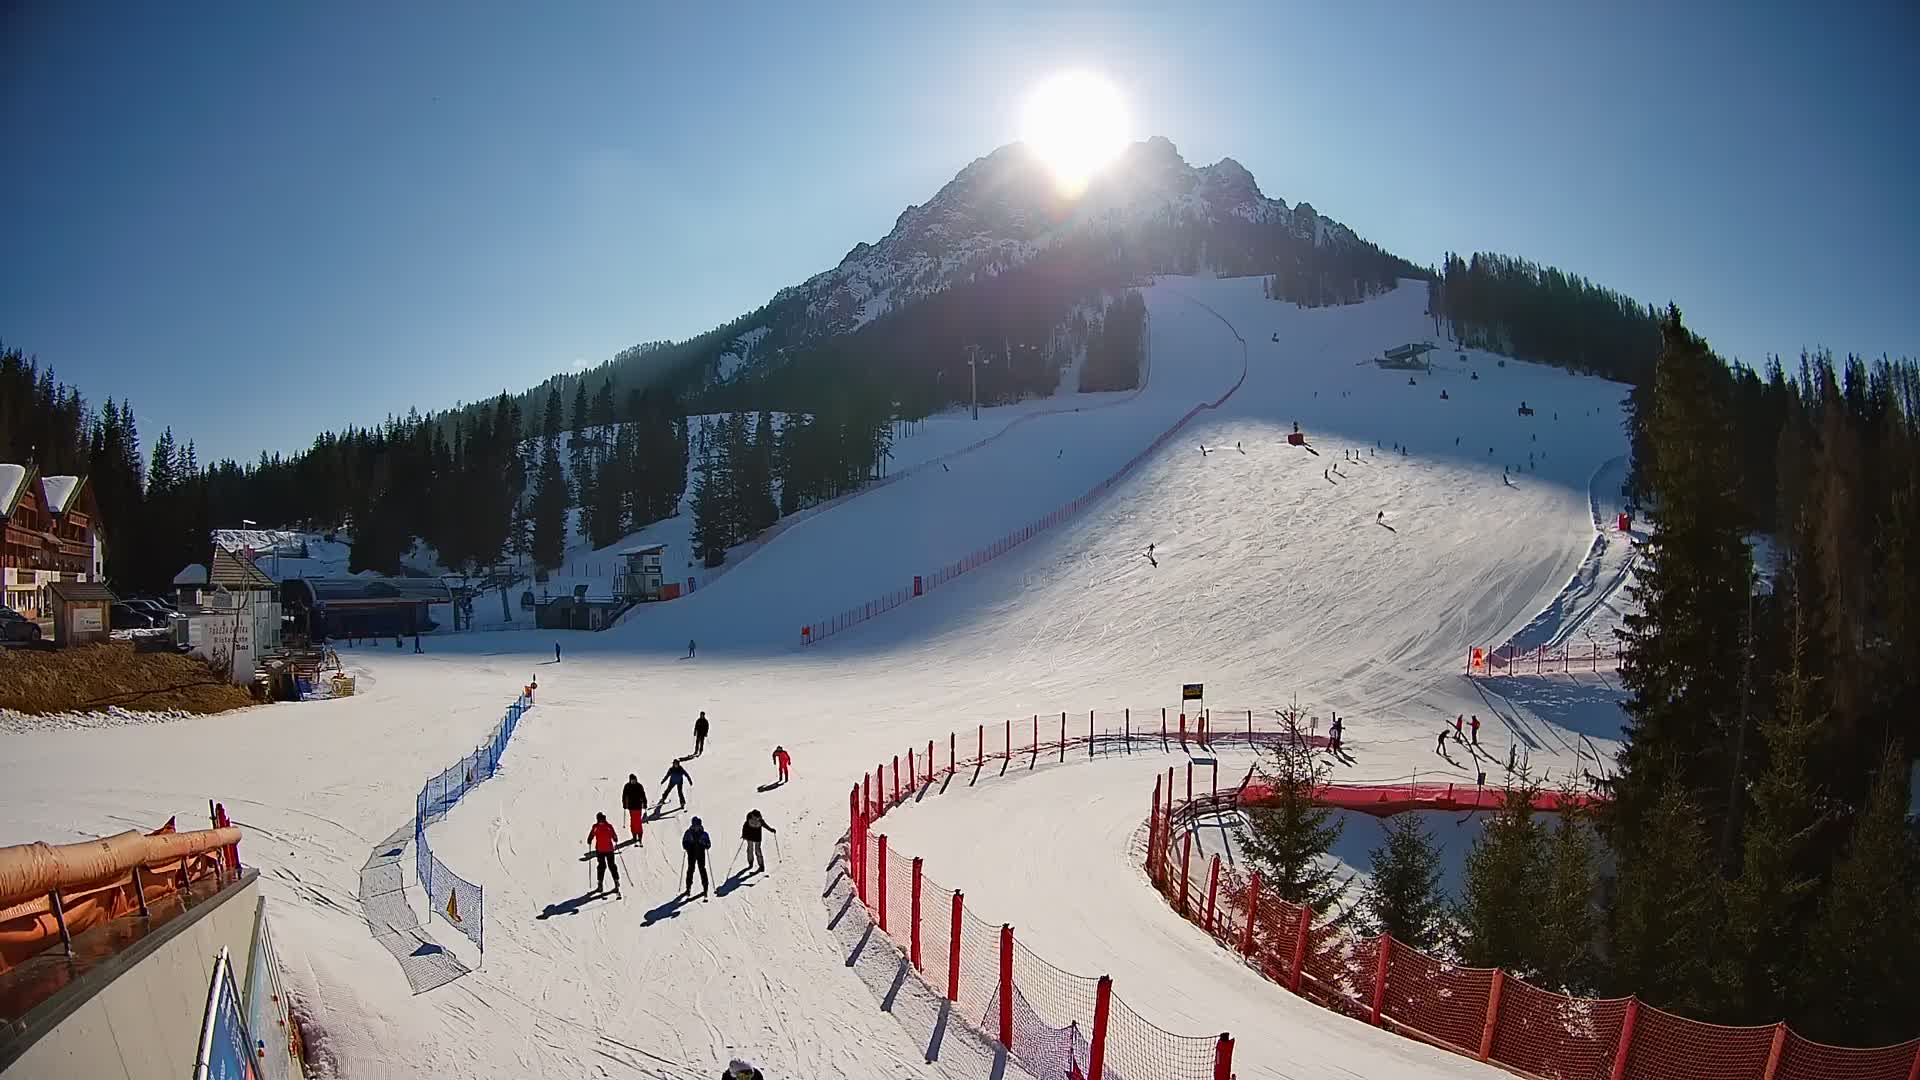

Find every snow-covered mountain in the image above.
[688,137,1379,388]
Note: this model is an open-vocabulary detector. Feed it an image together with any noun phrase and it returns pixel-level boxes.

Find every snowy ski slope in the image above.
[0,276,1633,1078]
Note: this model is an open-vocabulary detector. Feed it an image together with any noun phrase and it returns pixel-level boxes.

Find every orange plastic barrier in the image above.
[0,824,242,975]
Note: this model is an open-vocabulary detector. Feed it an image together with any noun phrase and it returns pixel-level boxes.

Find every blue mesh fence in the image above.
[413,694,529,953]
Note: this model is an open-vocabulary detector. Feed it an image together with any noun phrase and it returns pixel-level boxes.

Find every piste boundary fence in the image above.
[845,706,1278,1080]
[804,289,1249,646]
[411,691,531,955]
[1148,783,1920,1080]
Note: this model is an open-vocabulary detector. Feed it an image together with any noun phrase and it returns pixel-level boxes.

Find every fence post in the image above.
[1088,975,1113,1080]
[998,925,1015,1050]
[1241,872,1261,958]
[1247,709,1253,745]
[1186,761,1193,804]
[1149,777,1163,883]
[1757,1023,1789,1080]
[1125,707,1130,752]
[1478,969,1505,1061]
[854,817,868,905]
[877,835,889,931]
[1179,712,1188,749]
[909,747,916,791]
[1032,714,1038,759]
[1060,712,1066,761]
[948,891,964,1002]
[1213,1033,1234,1080]
[1005,719,1011,761]
[950,732,956,774]
[1089,710,1095,758]
[928,739,935,782]
[1370,935,1392,1026]
[910,857,924,972]
[1205,855,1221,933]
[892,755,900,806]
[1608,998,1640,1080]
[1289,906,1311,992]
[978,724,984,764]
[1179,832,1193,916]
[1161,707,1167,751]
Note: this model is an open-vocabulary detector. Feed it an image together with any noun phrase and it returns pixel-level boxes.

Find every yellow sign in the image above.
[445,890,462,924]
[1181,683,1204,701]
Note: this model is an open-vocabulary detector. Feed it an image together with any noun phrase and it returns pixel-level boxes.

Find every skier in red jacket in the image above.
[587,813,620,897]
[772,746,791,785]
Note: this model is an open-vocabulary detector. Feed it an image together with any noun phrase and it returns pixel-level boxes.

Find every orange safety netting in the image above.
[0,822,241,975]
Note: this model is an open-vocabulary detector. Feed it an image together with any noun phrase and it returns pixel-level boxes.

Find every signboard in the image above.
[193,947,258,1080]
[202,609,256,684]
[1181,683,1204,702]
[72,607,103,633]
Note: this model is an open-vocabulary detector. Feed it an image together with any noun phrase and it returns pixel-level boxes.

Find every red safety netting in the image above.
[1102,992,1220,1080]
[955,904,1003,1026]
[883,847,914,941]
[1381,943,1495,1055]
[1622,1004,1776,1080]
[1775,1032,1920,1080]
[1011,936,1101,1033]
[1488,976,1628,1080]
[1152,779,1920,1080]
[919,875,955,990]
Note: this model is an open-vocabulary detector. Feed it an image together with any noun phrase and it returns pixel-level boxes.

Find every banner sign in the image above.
[194,947,258,1080]
[1181,683,1204,701]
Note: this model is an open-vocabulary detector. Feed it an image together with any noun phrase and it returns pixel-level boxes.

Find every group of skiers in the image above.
[1436,713,1483,758]
[581,709,795,902]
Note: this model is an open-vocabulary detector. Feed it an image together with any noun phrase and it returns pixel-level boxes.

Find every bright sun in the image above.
[1020,71,1130,196]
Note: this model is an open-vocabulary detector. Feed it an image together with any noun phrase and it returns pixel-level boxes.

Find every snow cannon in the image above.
[1286,431,1306,447]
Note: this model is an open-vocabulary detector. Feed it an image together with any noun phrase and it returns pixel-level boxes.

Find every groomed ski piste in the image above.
[0,275,1634,1078]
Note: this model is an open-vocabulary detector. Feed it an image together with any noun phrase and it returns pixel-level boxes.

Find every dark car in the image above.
[125,598,174,621]
[110,602,157,630]
[0,605,42,643]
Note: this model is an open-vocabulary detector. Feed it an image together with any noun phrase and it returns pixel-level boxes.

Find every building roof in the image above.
[48,580,116,603]
[0,464,30,517]
[1383,343,1436,361]
[174,563,210,586]
[294,576,451,606]
[39,475,81,515]
[209,548,278,592]
[618,543,668,556]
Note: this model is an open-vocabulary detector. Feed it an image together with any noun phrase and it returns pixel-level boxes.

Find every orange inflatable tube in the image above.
[0,827,241,909]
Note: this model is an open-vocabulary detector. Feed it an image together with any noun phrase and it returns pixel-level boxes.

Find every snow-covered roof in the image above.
[174,563,209,586]
[39,475,80,514]
[618,543,667,556]
[0,464,25,514]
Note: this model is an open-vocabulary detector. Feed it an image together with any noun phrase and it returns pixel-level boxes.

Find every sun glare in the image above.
[1020,71,1130,196]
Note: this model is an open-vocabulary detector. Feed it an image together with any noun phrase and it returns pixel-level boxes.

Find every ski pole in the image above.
[727,839,745,876]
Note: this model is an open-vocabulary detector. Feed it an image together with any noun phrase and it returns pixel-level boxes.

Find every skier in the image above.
[682,816,712,896]
[621,773,648,843]
[1236,441,1244,454]
[1378,510,1385,525]
[742,810,777,873]
[659,759,692,811]
[413,633,422,654]
[1436,729,1449,756]
[1470,714,1482,745]
[1328,715,1343,752]
[1454,714,1464,738]
[693,711,710,757]
[528,675,538,703]
[686,638,697,659]
[1507,744,1517,773]
[723,1060,765,1080]
[587,813,621,897]
[772,745,791,785]
[555,642,562,663]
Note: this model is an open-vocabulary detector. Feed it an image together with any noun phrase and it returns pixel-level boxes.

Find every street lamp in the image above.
[965,345,988,421]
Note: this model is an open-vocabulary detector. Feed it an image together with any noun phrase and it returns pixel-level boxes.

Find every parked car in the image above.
[125,598,174,620]
[0,605,42,643]
[110,602,157,630]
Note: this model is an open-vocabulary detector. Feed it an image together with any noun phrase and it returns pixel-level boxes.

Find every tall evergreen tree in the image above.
[1456,782,1548,974]
[1234,708,1350,913]
[1793,743,1920,1045]
[529,388,570,569]
[1613,308,1751,860]
[1607,781,1721,1015]
[1359,812,1446,950]
[689,442,727,568]
[1537,796,1599,993]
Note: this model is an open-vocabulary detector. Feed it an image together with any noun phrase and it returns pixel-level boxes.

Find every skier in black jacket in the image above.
[741,810,777,873]
[693,711,710,757]
[682,817,712,896]
[621,774,648,843]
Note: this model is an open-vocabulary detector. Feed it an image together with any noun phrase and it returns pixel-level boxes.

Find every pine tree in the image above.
[1614,308,1751,862]
[689,443,726,568]
[1234,709,1350,913]
[1457,781,1548,974]
[1718,608,1830,1022]
[1536,796,1598,993]
[1793,743,1920,1045]
[1606,781,1721,1015]
[1359,812,1446,950]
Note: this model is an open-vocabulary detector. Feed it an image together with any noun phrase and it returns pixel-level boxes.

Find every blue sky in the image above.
[2,2,1914,464]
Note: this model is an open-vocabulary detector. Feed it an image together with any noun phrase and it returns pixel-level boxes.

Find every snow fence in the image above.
[842,707,1336,1080]
[1149,782,1920,1080]
[412,692,530,954]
